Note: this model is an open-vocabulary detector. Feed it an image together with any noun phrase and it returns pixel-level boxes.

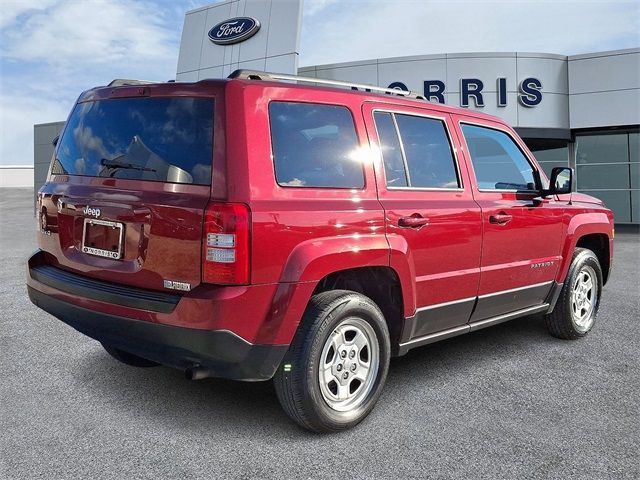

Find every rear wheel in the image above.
[274,290,390,432]
[545,248,603,339]
[102,344,159,367]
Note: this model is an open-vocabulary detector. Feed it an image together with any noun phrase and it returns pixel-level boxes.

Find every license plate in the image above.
[81,218,124,259]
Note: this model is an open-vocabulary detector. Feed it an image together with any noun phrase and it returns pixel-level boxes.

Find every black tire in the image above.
[545,248,603,340]
[102,344,160,367]
[274,290,391,433]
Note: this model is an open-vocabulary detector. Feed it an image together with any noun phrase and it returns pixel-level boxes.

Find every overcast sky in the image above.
[1,0,638,166]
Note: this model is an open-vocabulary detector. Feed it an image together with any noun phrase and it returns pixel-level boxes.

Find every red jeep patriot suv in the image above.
[28,70,614,432]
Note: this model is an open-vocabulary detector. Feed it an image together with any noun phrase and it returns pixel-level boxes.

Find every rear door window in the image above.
[269,102,364,188]
[373,112,408,187]
[53,97,214,185]
[373,111,460,189]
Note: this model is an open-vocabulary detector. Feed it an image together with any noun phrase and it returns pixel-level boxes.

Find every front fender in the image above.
[558,212,613,283]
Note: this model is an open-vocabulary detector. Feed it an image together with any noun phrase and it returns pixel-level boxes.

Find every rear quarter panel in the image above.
[221,82,395,343]
[225,81,388,287]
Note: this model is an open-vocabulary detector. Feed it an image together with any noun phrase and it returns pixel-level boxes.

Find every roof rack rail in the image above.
[228,69,425,100]
[108,79,158,87]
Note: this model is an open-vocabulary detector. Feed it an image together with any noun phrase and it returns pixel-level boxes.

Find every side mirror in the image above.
[548,167,573,195]
[52,135,59,147]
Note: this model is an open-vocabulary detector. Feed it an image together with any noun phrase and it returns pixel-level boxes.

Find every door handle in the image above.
[398,214,430,228]
[489,213,513,225]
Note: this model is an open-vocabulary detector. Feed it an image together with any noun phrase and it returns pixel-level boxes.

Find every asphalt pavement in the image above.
[1,188,638,479]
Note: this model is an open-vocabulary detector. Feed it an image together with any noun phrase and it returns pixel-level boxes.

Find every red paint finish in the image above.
[226,83,386,285]
[31,77,614,353]
[27,272,282,343]
[451,114,565,296]
[38,178,210,291]
[362,103,482,319]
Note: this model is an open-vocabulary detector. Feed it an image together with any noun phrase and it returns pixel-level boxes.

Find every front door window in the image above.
[461,124,537,192]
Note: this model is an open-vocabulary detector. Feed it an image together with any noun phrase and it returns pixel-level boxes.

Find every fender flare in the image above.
[557,212,613,283]
[279,234,389,283]
[257,234,415,345]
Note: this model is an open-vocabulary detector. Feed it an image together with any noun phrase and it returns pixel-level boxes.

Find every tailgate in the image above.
[35,90,220,292]
[37,181,209,292]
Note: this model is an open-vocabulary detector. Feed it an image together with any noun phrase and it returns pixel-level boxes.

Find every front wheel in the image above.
[274,290,390,432]
[545,248,603,339]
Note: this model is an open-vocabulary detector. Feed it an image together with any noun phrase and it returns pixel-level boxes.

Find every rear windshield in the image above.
[52,97,214,185]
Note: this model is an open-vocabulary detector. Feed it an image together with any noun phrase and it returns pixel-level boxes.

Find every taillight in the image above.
[202,202,250,285]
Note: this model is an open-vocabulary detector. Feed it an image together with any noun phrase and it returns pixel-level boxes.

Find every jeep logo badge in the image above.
[83,206,101,218]
[208,17,260,45]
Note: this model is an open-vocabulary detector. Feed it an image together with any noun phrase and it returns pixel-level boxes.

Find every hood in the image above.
[563,192,605,206]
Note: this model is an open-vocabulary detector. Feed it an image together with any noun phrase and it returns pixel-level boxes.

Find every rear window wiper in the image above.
[100,158,156,172]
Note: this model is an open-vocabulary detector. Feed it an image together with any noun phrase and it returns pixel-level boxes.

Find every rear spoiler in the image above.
[108,79,159,87]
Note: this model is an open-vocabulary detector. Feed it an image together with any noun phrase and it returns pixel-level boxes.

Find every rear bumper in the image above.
[27,252,288,381]
[28,286,286,380]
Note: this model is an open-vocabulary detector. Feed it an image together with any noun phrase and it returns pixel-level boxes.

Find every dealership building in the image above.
[32,0,639,224]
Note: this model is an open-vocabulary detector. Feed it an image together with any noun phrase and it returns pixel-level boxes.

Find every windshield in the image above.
[52,97,214,185]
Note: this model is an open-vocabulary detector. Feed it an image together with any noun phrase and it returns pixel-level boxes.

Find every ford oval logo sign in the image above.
[208,17,260,45]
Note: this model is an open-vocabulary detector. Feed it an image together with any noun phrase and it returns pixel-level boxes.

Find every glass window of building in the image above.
[576,134,629,164]
[630,133,639,189]
[576,132,638,223]
[527,141,569,178]
[629,133,639,223]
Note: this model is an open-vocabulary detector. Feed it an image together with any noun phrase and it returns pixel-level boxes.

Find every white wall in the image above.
[176,0,303,81]
[568,48,640,129]
[300,52,570,130]
[0,167,33,188]
[301,49,640,131]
